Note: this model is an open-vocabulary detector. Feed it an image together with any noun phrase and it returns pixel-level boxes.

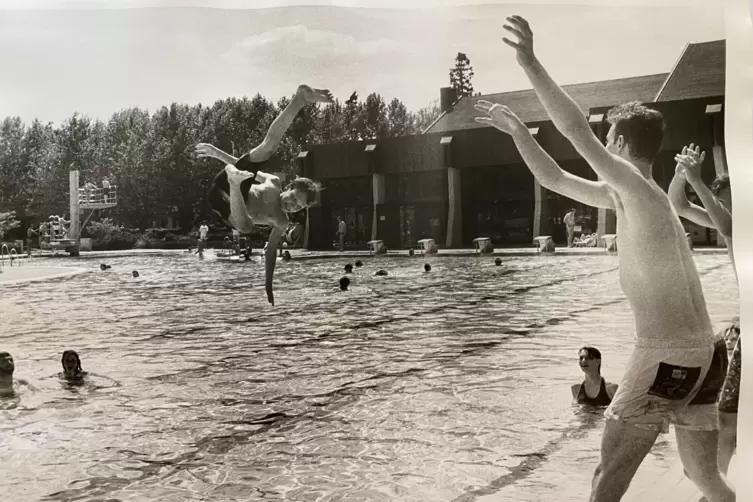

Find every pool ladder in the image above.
[0,244,19,269]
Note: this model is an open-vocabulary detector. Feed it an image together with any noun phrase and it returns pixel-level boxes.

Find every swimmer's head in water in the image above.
[132,270,139,278]
[409,249,414,256]
[354,260,363,267]
[711,173,731,214]
[282,250,292,261]
[424,264,431,272]
[61,350,83,377]
[578,346,602,374]
[605,102,664,164]
[495,258,502,266]
[281,177,322,213]
[344,264,353,273]
[0,352,14,376]
[339,277,350,291]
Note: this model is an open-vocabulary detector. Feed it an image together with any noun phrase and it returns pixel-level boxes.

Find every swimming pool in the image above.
[0,252,738,501]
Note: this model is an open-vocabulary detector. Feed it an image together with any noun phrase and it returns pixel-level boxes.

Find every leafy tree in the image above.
[0,211,20,240]
[449,52,475,98]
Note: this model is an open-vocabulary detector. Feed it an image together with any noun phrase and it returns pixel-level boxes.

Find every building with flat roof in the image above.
[296,40,726,250]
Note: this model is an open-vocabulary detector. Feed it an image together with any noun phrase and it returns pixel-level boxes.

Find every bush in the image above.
[91,229,139,251]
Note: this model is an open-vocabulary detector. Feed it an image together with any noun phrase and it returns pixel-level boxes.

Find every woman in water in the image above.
[60,350,87,381]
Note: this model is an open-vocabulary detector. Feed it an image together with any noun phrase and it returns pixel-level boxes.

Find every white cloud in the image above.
[227,24,404,62]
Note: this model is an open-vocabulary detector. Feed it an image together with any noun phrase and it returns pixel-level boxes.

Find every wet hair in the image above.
[606,102,665,163]
[711,173,730,197]
[132,270,139,278]
[0,352,12,376]
[354,260,363,267]
[579,346,602,372]
[61,350,83,374]
[424,263,431,272]
[339,276,350,291]
[409,249,415,256]
[344,263,353,273]
[494,258,502,266]
[375,269,388,276]
[285,177,322,206]
[282,250,292,261]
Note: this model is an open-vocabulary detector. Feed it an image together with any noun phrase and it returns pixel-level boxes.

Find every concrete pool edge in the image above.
[0,266,89,285]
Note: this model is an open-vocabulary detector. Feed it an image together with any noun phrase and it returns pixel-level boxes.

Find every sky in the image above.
[0,0,725,125]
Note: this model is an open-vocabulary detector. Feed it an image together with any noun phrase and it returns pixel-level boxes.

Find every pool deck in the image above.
[0,265,88,285]
[18,245,728,261]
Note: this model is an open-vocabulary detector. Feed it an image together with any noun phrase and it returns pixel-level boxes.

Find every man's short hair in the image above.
[606,102,665,163]
[711,173,730,197]
[287,177,322,206]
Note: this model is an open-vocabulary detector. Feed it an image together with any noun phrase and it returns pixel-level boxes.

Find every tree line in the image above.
[0,92,442,235]
[0,52,476,239]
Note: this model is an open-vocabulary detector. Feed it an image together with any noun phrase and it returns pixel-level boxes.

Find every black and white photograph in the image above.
[0,0,750,500]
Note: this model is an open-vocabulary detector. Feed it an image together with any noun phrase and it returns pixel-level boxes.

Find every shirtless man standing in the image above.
[196,84,333,305]
[474,16,734,501]
[669,146,738,476]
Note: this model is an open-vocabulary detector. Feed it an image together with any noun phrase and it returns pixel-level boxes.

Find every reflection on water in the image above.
[0,253,738,501]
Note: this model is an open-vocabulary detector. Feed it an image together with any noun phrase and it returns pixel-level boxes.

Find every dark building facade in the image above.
[298,40,726,250]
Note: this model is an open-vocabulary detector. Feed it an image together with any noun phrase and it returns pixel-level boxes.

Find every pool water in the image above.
[0,252,738,501]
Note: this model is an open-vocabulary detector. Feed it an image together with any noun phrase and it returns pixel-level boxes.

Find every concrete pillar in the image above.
[371,173,385,241]
[446,167,462,248]
[533,179,543,239]
[69,170,81,256]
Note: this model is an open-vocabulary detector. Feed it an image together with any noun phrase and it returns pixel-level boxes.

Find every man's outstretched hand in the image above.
[473,101,526,135]
[503,15,536,67]
[674,143,706,184]
[296,85,335,105]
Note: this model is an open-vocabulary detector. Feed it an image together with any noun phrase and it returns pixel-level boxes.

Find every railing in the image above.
[78,186,118,205]
[0,244,15,268]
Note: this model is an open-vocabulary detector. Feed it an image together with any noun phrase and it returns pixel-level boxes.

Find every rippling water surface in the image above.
[0,252,738,501]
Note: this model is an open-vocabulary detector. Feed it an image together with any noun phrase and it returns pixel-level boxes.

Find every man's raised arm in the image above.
[672,145,731,239]
[502,16,644,191]
[474,102,614,209]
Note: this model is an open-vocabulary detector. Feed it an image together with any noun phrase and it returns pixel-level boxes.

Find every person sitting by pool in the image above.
[60,350,87,381]
[571,347,618,406]
[573,232,598,247]
[0,352,36,397]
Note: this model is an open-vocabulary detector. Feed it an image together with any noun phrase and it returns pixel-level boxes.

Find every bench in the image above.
[602,234,617,252]
[367,240,387,255]
[533,236,555,253]
[417,238,438,254]
[473,237,494,254]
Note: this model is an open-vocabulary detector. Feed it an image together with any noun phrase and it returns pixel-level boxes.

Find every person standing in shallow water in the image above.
[669,147,739,477]
[571,347,618,406]
[474,15,734,501]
